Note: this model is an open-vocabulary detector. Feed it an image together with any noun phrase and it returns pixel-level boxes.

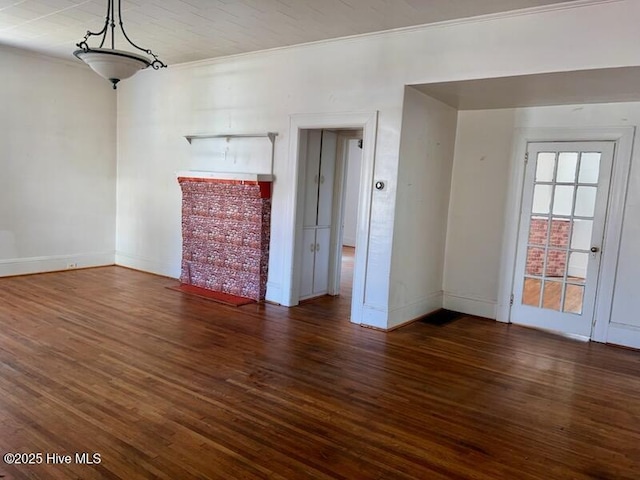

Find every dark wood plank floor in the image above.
[1,265,639,479]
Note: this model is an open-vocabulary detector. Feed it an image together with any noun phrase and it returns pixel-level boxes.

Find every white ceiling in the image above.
[0,0,577,65]
[414,67,640,110]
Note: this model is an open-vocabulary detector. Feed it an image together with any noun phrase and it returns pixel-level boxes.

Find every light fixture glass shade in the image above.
[73,48,151,88]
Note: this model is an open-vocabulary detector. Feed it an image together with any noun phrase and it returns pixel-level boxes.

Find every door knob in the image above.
[590,246,600,253]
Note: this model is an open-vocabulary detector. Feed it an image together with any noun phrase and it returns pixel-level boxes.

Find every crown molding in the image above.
[168,0,621,72]
[0,42,85,69]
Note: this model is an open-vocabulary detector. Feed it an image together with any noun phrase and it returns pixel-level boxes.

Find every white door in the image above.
[299,228,317,298]
[302,130,322,227]
[299,227,331,299]
[313,227,331,296]
[298,130,337,301]
[511,141,614,337]
[317,131,337,227]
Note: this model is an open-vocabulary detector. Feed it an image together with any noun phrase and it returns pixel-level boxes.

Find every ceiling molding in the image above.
[1,0,621,69]
[0,42,85,69]
[167,0,620,71]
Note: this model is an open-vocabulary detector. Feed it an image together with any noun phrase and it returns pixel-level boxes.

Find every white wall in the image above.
[0,46,116,276]
[446,102,640,347]
[115,0,640,329]
[444,109,517,318]
[389,87,457,328]
[342,139,362,247]
[115,33,407,324]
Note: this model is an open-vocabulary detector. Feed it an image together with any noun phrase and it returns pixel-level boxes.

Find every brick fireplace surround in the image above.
[177,173,272,301]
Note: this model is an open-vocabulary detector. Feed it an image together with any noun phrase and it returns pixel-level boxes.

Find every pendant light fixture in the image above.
[74,0,166,89]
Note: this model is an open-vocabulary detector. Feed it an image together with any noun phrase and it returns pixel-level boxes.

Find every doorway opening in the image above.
[334,131,364,308]
[285,111,378,325]
[295,128,363,316]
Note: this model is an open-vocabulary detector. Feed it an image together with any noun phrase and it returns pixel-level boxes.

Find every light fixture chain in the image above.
[76,0,112,52]
[116,0,166,68]
[110,0,116,49]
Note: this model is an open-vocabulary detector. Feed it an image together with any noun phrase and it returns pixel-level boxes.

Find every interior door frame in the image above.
[283,111,378,325]
[497,126,634,342]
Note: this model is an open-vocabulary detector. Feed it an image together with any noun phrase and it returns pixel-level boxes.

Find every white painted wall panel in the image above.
[389,87,457,328]
[443,109,516,317]
[0,46,116,276]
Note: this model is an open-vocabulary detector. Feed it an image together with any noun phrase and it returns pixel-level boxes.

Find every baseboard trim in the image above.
[0,252,115,277]
[496,302,511,323]
[115,264,177,280]
[387,291,443,330]
[386,307,449,332]
[361,304,388,330]
[607,323,640,350]
[364,308,486,332]
[266,281,283,305]
[443,292,497,319]
[115,251,179,279]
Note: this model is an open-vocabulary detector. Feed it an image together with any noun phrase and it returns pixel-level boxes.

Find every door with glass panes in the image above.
[511,141,614,337]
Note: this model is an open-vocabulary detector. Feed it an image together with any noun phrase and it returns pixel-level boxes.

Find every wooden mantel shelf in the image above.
[176,171,274,183]
[184,132,278,145]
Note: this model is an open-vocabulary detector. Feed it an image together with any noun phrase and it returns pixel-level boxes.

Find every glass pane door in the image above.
[511,141,614,337]
[522,151,600,315]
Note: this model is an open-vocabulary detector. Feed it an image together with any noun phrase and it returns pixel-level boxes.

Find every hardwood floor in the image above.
[1,266,640,479]
[339,246,354,299]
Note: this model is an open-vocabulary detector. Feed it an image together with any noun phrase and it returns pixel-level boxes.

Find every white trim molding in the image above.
[172,0,616,72]
[443,292,497,320]
[265,281,283,304]
[388,290,443,330]
[0,251,115,277]
[607,323,640,349]
[115,251,179,279]
[283,111,378,326]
